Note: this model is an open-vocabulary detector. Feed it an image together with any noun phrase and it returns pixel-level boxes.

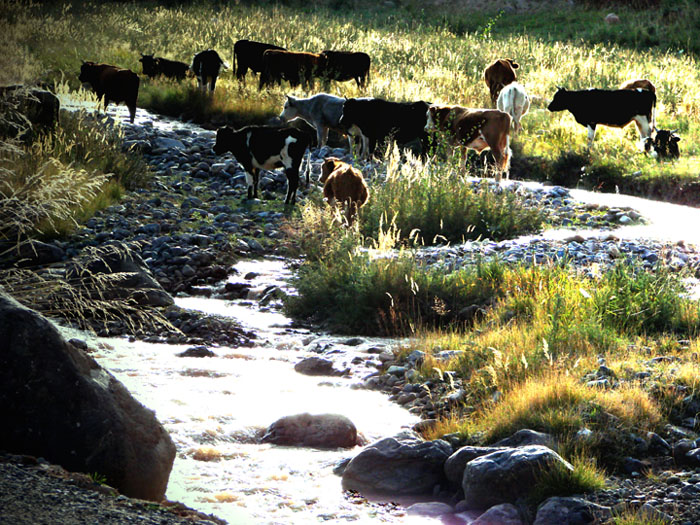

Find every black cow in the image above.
[212,126,310,205]
[547,87,656,149]
[644,129,680,160]
[139,54,189,80]
[338,98,430,159]
[233,39,286,82]
[191,49,228,93]
[79,61,140,123]
[320,50,371,89]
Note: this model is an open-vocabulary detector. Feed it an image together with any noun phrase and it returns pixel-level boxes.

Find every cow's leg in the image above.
[252,169,260,199]
[209,75,217,93]
[632,115,652,152]
[244,170,256,200]
[586,125,596,149]
[127,102,136,123]
[197,75,205,92]
[318,126,329,148]
[285,167,299,205]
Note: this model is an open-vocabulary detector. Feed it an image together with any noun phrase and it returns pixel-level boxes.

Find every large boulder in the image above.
[261,413,359,449]
[444,446,508,489]
[462,445,573,509]
[294,357,345,376]
[0,290,176,501]
[65,244,173,307]
[494,429,556,450]
[341,430,452,496]
[533,497,612,525]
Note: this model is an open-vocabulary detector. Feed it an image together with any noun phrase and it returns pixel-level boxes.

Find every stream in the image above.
[55,100,700,524]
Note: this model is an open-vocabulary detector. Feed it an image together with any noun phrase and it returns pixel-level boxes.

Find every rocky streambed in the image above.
[4,102,700,525]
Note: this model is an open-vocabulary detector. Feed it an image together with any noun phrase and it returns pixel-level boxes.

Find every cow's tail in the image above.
[304,148,312,188]
[651,91,657,132]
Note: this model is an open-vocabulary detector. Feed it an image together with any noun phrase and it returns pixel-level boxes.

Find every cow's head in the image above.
[338,98,357,128]
[320,156,345,184]
[212,126,237,155]
[505,58,519,70]
[139,53,157,75]
[78,61,98,85]
[279,95,299,122]
[547,87,569,112]
[425,105,453,131]
[646,129,681,160]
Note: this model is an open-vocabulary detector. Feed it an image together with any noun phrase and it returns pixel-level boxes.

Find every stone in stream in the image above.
[462,445,573,509]
[341,430,452,496]
[472,503,526,525]
[0,291,176,501]
[261,413,360,449]
[294,357,345,376]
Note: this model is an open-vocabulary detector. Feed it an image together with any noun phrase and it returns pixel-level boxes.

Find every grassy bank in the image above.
[2,0,698,201]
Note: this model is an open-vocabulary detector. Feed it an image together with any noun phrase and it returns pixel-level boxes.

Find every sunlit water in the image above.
[54,101,700,523]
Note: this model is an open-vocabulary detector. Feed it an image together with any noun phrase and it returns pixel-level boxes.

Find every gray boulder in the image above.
[444,446,508,488]
[533,497,612,525]
[262,413,359,449]
[472,503,526,525]
[494,429,556,450]
[294,356,344,376]
[0,290,176,501]
[65,245,173,307]
[341,430,452,496]
[405,502,453,517]
[462,445,573,509]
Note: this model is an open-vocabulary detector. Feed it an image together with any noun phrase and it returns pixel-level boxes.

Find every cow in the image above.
[619,78,656,94]
[547,87,657,150]
[139,54,189,80]
[259,50,325,90]
[233,39,286,82]
[644,129,680,160]
[191,49,229,93]
[319,50,371,89]
[279,93,354,149]
[497,82,530,133]
[212,125,310,205]
[78,61,139,123]
[484,58,519,106]
[425,105,512,182]
[338,98,431,160]
[320,157,369,225]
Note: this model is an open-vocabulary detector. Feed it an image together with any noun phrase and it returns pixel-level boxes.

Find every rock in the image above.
[261,413,359,449]
[494,429,556,450]
[444,446,508,489]
[294,357,344,376]
[473,503,526,525]
[0,239,64,267]
[341,431,452,496]
[0,291,176,501]
[177,346,216,358]
[604,13,620,24]
[153,136,186,150]
[462,446,573,509]
[533,497,612,525]
[405,502,453,517]
[65,245,174,307]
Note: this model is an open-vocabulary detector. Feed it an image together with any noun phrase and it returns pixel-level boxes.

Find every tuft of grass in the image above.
[528,454,607,505]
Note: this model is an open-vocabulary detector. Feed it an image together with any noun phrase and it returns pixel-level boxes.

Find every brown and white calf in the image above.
[497,82,530,133]
[320,157,369,224]
[426,104,512,181]
[483,58,519,106]
[212,125,310,205]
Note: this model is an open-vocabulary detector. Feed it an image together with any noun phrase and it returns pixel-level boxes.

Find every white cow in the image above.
[497,82,530,133]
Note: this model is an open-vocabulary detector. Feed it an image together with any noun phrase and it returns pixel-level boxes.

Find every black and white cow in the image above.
[191,49,229,93]
[547,87,656,149]
[338,98,430,160]
[212,126,310,205]
[644,129,681,160]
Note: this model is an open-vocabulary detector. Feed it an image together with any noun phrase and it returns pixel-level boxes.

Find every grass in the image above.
[527,454,607,504]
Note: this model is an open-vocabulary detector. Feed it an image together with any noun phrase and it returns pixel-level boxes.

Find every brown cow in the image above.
[483,58,519,106]
[79,61,139,123]
[320,157,369,224]
[619,78,656,94]
[259,50,325,90]
[426,105,512,182]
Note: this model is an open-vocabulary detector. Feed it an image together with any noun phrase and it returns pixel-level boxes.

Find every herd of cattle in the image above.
[77,39,682,218]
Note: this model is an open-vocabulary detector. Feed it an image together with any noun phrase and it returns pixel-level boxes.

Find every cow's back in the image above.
[568,89,656,126]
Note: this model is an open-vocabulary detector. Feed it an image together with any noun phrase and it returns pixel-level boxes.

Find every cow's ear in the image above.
[672,135,681,142]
